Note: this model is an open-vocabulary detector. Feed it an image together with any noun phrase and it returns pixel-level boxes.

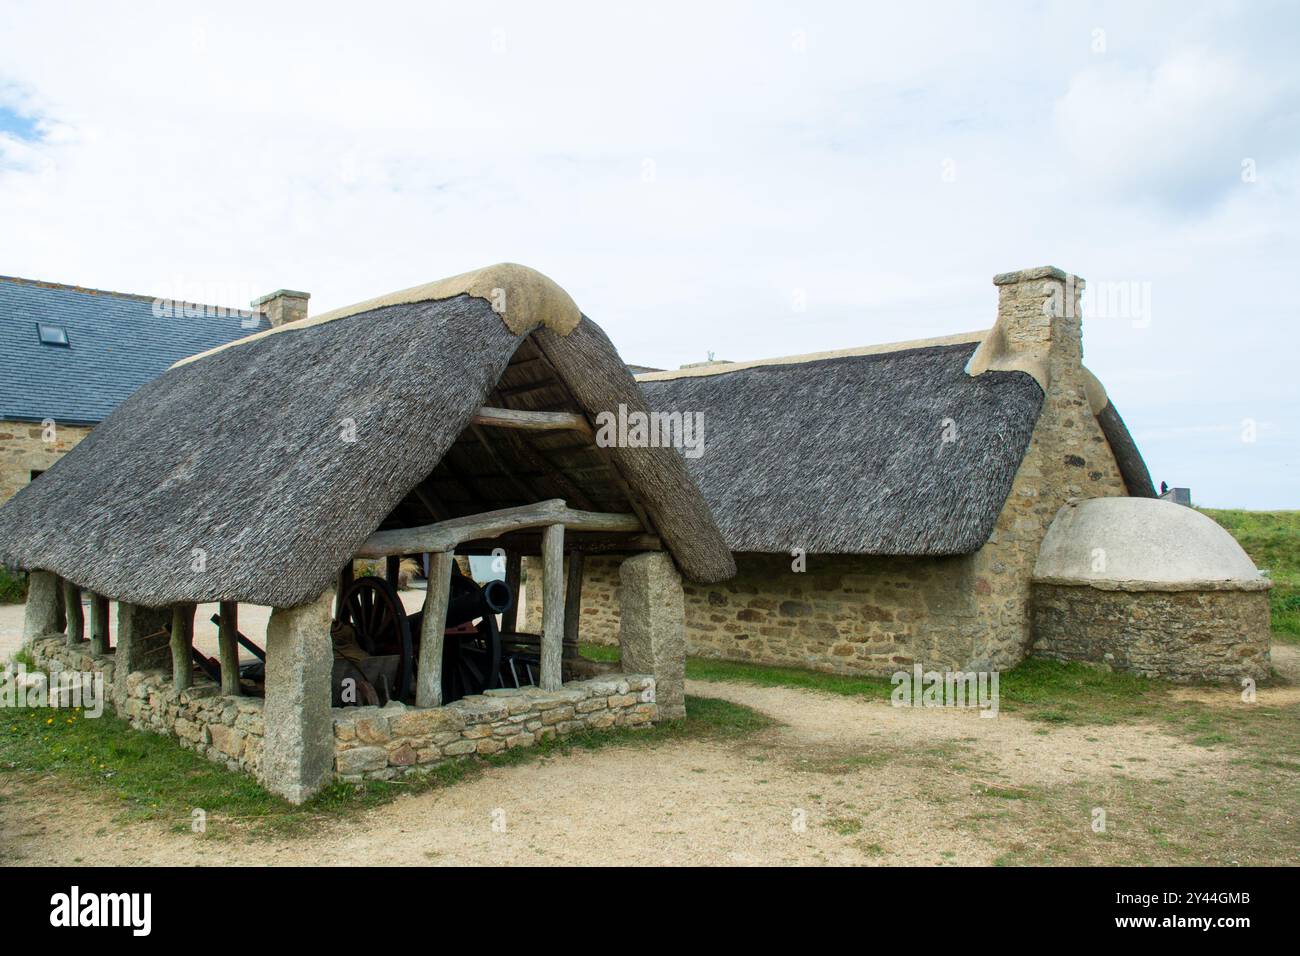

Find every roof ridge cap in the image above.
[634,330,989,382]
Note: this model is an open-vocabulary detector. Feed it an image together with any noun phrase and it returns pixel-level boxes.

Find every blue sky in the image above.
[0,0,1296,507]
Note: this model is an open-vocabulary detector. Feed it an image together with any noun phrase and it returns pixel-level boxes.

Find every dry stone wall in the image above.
[1031,584,1271,683]
[0,420,92,505]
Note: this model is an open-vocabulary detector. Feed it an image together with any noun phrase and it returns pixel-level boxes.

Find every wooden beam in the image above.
[563,551,584,660]
[417,552,454,707]
[90,594,110,654]
[472,406,594,437]
[218,601,241,696]
[502,552,522,633]
[170,603,196,691]
[357,498,642,557]
[540,523,564,690]
[63,579,84,645]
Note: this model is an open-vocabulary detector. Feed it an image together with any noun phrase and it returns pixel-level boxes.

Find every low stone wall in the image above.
[333,674,657,781]
[1030,583,1271,683]
[27,635,656,786]
[28,636,265,775]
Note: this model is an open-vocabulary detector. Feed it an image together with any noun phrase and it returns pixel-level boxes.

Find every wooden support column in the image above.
[417,552,454,708]
[63,579,84,645]
[218,601,241,696]
[564,551,584,659]
[502,552,522,633]
[336,561,354,618]
[385,555,401,589]
[22,571,62,643]
[540,523,565,690]
[89,594,110,654]
[170,603,196,690]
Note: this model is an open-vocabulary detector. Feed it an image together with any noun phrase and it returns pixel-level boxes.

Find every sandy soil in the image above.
[1,676,1244,867]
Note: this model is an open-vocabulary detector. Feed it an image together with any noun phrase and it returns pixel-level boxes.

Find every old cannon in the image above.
[334,562,513,705]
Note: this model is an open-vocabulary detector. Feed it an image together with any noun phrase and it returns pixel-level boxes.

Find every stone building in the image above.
[2,264,732,803]
[537,266,1270,678]
[0,275,308,504]
[1032,497,1271,682]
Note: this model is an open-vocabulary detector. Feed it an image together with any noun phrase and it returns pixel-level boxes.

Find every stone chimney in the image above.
[967,265,1084,388]
[251,289,311,328]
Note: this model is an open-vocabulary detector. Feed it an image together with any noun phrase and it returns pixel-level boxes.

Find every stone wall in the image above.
[333,675,656,781]
[0,419,92,505]
[28,636,265,776]
[26,634,655,788]
[1031,583,1271,683]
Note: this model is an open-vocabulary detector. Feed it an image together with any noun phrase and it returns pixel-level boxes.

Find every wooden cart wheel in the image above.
[338,576,413,702]
[443,612,502,703]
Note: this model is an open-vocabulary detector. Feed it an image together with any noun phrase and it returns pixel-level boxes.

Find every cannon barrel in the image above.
[445,578,513,629]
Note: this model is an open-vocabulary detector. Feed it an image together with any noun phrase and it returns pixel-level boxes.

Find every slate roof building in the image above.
[0,275,289,503]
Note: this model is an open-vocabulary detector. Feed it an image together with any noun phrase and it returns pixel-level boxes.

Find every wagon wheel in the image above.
[338,576,412,703]
[443,612,502,702]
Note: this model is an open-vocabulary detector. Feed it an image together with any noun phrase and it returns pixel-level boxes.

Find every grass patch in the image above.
[824,816,863,836]
[0,694,771,839]
[685,655,896,698]
[1202,509,1300,644]
[0,566,26,604]
[578,642,620,663]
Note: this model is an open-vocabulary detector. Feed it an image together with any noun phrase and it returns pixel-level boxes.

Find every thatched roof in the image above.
[0,266,734,606]
[638,340,1150,556]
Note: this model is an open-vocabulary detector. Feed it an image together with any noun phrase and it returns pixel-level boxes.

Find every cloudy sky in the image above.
[1,1,1296,507]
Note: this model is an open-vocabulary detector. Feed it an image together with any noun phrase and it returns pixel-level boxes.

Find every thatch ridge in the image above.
[639,343,1045,555]
[0,294,732,605]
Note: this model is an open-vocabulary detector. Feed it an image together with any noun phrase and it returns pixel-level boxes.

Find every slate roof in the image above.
[0,276,270,425]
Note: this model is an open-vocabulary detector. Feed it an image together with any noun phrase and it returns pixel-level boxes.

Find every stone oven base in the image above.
[1030,583,1271,683]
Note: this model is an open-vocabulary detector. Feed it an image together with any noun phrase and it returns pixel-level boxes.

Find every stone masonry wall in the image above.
[27,635,655,787]
[0,419,92,504]
[1031,583,1272,683]
[332,675,656,781]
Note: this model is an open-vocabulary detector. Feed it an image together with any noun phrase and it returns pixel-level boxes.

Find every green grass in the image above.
[1202,508,1300,643]
[0,566,26,603]
[0,694,772,838]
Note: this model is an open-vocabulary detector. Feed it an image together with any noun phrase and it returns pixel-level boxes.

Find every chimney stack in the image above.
[967,265,1084,387]
[251,289,311,328]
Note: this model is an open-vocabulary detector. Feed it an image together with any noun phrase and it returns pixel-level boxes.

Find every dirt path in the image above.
[2,673,1250,867]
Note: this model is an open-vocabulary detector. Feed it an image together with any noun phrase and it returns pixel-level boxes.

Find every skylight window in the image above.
[37,322,69,347]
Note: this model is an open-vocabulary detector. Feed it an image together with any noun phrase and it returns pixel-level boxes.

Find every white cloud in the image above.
[0,0,1297,507]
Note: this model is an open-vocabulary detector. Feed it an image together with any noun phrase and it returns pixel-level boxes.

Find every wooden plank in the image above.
[357,498,642,557]
[63,579,84,645]
[90,594,110,654]
[502,552,522,633]
[170,603,196,690]
[218,601,241,696]
[472,406,594,437]
[563,551,584,660]
[417,552,454,708]
[540,523,565,690]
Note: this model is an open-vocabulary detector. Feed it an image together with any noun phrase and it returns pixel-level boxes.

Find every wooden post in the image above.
[417,552,454,708]
[385,555,401,589]
[63,579,84,645]
[89,594,110,654]
[170,603,196,690]
[502,552,522,634]
[336,560,354,618]
[564,551,584,659]
[218,601,241,696]
[541,524,565,690]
